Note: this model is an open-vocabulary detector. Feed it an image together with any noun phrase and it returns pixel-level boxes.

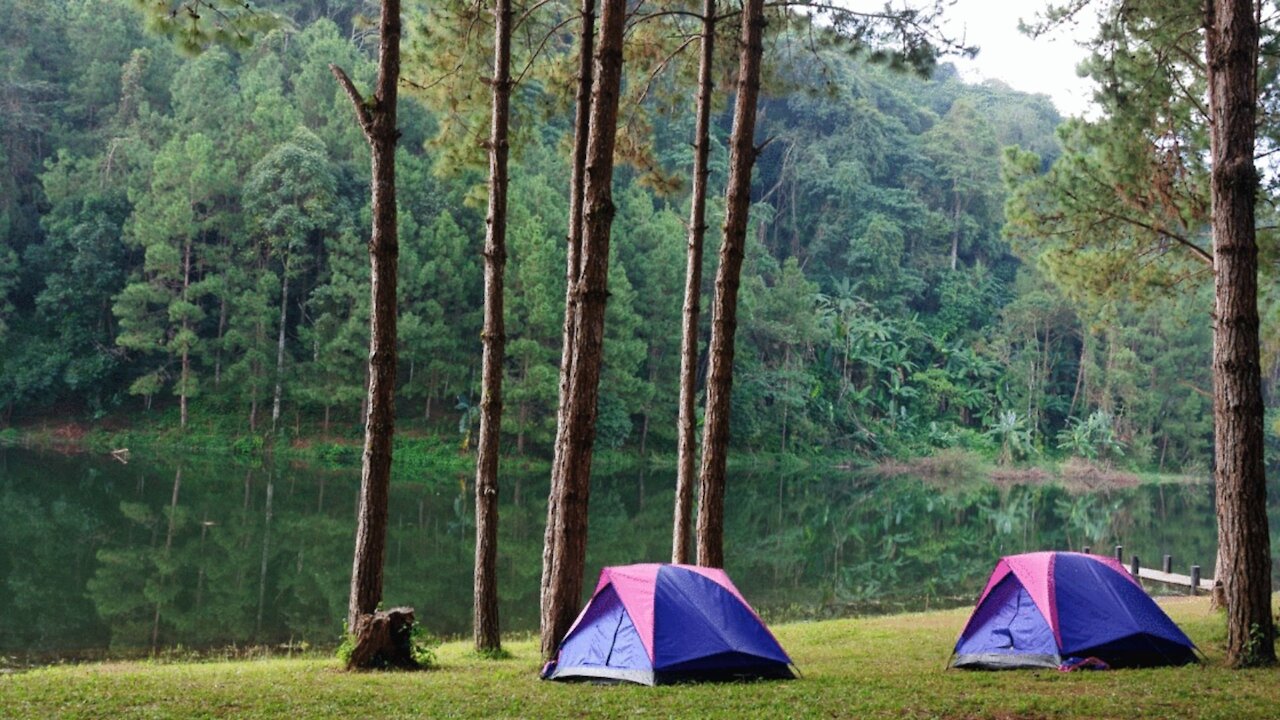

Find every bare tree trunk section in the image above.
[179,238,192,431]
[541,0,597,654]
[272,263,290,432]
[332,0,402,637]
[1067,331,1086,419]
[473,0,513,655]
[673,0,716,566]
[540,0,625,659]
[695,0,765,570]
[1205,0,1274,668]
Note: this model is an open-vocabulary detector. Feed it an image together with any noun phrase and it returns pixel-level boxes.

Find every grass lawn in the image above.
[3,596,1277,719]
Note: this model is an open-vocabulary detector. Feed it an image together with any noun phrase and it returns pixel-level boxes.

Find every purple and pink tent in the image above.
[950,551,1198,670]
[541,563,796,685]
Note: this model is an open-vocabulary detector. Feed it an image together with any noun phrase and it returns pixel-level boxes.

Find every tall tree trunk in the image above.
[215,294,227,389]
[695,0,765,569]
[1067,331,1087,419]
[179,238,192,431]
[540,0,625,659]
[332,0,401,634]
[673,0,716,566]
[1205,0,1274,668]
[540,0,597,653]
[272,262,290,432]
[473,0,513,654]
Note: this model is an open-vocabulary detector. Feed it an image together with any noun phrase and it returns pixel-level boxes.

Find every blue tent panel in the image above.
[952,574,1059,669]
[651,566,792,671]
[1053,553,1197,666]
[546,585,655,683]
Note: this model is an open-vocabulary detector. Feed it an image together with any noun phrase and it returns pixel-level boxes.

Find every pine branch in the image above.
[330,64,374,139]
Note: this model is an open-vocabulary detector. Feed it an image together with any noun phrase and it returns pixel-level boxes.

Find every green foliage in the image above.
[231,434,265,456]
[316,443,360,466]
[985,410,1035,465]
[0,3,1237,474]
[1056,409,1125,461]
[409,623,440,668]
[130,1,282,56]
[334,627,355,665]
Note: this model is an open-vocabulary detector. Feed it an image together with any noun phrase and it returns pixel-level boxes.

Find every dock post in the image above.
[1190,565,1201,596]
[1114,545,1123,562]
[1162,554,1172,574]
[1130,555,1140,576]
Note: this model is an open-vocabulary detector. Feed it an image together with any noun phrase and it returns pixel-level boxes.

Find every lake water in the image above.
[0,446,1263,665]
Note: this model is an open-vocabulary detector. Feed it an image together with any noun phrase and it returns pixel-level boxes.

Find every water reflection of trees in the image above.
[723,471,1222,620]
[0,449,1263,661]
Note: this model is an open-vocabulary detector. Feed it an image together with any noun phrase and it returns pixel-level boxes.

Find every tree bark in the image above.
[473,0,512,655]
[540,0,597,655]
[540,0,625,659]
[333,0,402,637]
[695,0,765,570]
[346,606,420,670]
[541,0,597,639]
[673,0,716,566]
[1205,0,1274,668]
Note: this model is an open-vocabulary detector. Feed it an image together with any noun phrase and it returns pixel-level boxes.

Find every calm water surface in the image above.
[0,446,1263,665]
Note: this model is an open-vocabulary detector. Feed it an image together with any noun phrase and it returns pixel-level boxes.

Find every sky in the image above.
[938,0,1101,118]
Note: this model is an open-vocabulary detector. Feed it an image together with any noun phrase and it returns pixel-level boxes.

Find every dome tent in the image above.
[950,551,1198,670]
[541,563,796,685]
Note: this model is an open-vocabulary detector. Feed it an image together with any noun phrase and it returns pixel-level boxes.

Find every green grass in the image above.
[3,597,1276,719]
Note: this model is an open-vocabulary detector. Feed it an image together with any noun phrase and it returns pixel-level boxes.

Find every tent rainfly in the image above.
[951,551,1198,670]
[541,563,796,685]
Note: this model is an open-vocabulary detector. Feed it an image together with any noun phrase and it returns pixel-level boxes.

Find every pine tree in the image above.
[540,0,627,659]
[243,127,340,432]
[331,0,413,668]
[473,0,514,653]
[115,133,231,426]
[695,0,766,568]
[1205,0,1274,668]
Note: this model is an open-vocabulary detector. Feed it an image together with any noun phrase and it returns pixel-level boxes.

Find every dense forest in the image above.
[1,0,1270,472]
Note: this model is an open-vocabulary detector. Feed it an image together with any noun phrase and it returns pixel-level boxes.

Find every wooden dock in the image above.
[1135,567,1215,592]
[1083,545,1215,594]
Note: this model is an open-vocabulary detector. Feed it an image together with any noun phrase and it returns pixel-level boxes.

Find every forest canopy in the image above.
[0,0,1262,473]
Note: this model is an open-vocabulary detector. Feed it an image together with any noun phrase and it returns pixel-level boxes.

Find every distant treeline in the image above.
[0,0,1228,470]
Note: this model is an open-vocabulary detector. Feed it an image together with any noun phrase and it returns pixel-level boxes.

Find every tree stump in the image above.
[346,606,420,670]
[1209,581,1227,612]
